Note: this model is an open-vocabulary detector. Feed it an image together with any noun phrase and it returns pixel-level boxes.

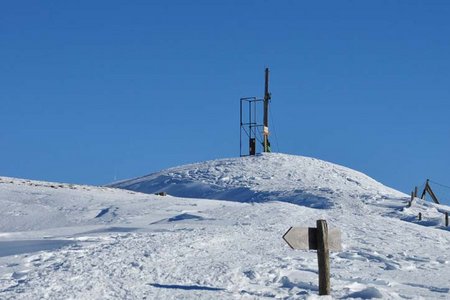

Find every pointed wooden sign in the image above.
[283,220,342,296]
[283,226,342,251]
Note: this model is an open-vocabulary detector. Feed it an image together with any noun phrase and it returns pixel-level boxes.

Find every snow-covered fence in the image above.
[413,211,448,227]
[413,179,450,205]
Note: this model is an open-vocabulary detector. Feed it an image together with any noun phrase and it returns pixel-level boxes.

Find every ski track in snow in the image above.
[0,153,449,299]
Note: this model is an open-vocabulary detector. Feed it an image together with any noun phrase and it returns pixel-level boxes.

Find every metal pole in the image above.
[248,100,251,155]
[264,68,270,128]
[263,68,271,152]
[240,99,242,157]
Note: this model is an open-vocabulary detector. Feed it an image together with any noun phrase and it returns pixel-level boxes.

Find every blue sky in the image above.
[1,1,449,203]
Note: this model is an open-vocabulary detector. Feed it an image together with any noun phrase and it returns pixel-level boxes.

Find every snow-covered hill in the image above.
[110,153,404,208]
[1,153,449,299]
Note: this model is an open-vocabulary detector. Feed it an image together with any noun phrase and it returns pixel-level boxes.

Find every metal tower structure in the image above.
[240,68,272,157]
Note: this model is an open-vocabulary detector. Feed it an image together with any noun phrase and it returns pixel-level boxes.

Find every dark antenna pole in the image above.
[263,67,271,152]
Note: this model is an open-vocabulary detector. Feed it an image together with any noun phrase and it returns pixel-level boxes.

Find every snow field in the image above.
[1,153,449,299]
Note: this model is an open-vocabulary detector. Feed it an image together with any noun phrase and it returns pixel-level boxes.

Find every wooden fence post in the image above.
[414,186,418,198]
[408,192,413,207]
[418,212,422,221]
[445,212,449,227]
[316,220,330,296]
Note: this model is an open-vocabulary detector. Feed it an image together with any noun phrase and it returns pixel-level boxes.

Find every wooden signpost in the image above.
[283,220,342,296]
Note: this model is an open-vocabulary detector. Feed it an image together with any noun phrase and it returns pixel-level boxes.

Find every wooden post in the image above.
[418,212,422,221]
[408,192,413,207]
[420,180,429,200]
[425,184,440,204]
[414,186,418,198]
[316,220,330,296]
[445,212,449,227]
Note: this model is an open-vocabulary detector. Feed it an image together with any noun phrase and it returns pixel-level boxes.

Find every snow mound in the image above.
[111,153,405,208]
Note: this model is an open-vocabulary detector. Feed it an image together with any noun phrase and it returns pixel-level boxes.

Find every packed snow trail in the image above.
[1,153,449,299]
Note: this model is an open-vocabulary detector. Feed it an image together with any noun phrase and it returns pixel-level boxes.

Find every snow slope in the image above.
[1,153,450,299]
[110,154,405,208]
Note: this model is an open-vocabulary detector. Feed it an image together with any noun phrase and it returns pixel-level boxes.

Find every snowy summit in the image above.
[1,153,449,299]
[111,153,404,208]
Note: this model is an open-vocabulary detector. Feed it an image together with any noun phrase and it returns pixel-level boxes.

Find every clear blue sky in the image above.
[1,1,449,203]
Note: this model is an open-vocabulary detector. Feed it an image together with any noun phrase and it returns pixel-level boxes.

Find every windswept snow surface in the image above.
[1,153,449,299]
[110,153,404,208]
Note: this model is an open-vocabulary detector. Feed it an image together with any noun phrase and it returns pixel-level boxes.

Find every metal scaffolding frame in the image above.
[240,97,265,157]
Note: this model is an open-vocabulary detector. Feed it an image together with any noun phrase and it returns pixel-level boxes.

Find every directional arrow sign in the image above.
[283,226,342,251]
[283,220,341,296]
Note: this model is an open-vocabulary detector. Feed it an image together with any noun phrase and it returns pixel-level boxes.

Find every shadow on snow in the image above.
[148,283,225,291]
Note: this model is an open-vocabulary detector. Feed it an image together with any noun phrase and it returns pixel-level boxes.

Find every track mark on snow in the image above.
[403,283,450,293]
[95,206,118,218]
[151,213,213,224]
[148,283,225,291]
[0,240,76,257]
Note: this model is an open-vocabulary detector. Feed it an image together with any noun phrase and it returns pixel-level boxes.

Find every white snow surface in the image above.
[111,153,405,207]
[1,153,449,299]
